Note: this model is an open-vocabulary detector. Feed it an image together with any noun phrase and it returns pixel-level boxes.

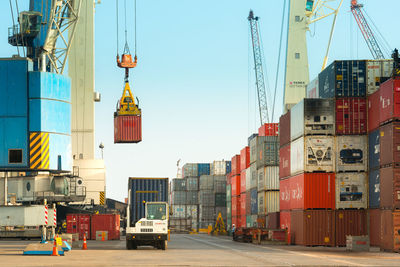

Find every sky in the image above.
[1,0,399,202]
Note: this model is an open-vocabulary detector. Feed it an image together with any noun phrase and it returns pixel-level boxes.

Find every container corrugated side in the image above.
[186,177,198,191]
[366,59,393,95]
[335,98,367,135]
[240,170,246,193]
[211,161,227,175]
[231,174,240,196]
[257,166,279,191]
[380,210,400,252]
[266,212,280,229]
[245,167,251,192]
[198,163,211,176]
[256,136,279,169]
[199,175,214,190]
[240,147,250,171]
[172,178,186,191]
[279,144,290,179]
[368,129,380,170]
[250,188,258,215]
[171,191,186,205]
[279,111,291,147]
[186,191,198,205]
[231,155,241,176]
[369,169,380,208]
[246,215,258,228]
[369,209,381,246]
[336,135,367,172]
[265,191,279,213]
[306,77,319,98]
[379,78,400,125]
[335,210,367,246]
[66,214,91,240]
[114,115,142,143]
[183,163,198,177]
[171,205,186,218]
[279,211,291,234]
[380,121,400,167]
[231,196,240,216]
[380,166,400,209]
[290,136,335,175]
[128,177,168,225]
[250,163,257,189]
[368,89,380,132]
[258,123,279,136]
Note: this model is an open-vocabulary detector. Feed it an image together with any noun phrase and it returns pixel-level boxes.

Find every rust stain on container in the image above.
[279,111,290,147]
[290,210,335,246]
[380,210,400,252]
[114,115,142,143]
[379,122,400,167]
[369,209,381,246]
[335,210,367,246]
[379,166,400,209]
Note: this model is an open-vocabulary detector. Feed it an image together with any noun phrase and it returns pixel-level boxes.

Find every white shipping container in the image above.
[250,163,257,189]
[290,99,335,141]
[306,77,319,98]
[212,161,227,175]
[245,167,251,191]
[171,205,186,218]
[257,166,279,191]
[290,136,335,175]
[336,135,367,172]
[367,59,393,95]
[250,137,257,164]
[335,173,367,209]
[258,191,279,215]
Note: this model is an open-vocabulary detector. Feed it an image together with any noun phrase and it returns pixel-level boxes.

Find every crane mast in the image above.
[350,0,385,59]
[248,10,269,125]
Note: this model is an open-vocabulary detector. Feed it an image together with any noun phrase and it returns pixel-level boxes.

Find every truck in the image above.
[125,177,169,250]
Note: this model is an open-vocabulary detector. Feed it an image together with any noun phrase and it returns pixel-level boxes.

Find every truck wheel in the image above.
[132,241,138,250]
[126,240,132,250]
[161,240,167,250]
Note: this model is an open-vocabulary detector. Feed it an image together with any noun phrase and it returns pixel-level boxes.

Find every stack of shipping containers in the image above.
[170,178,190,232]
[239,147,250,228]
[368,65,400,252]
[230,155,241,229]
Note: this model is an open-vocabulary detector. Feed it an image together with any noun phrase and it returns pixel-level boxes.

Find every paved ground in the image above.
[0,234,399,266]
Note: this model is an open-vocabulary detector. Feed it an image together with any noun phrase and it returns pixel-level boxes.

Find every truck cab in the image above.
[126,202,169,250]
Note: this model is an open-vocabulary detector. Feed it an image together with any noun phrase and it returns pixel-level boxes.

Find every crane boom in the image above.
[350,0,385,59]
[248,10,269,125]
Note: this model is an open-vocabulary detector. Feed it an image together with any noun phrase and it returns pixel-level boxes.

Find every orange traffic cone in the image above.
[51,239,59,256]
[82,233,88,250]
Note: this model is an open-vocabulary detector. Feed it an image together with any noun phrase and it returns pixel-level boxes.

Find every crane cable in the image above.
[116,0,119,57]
[116,0,137,56]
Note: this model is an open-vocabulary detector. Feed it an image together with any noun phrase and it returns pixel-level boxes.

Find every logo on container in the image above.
[291,183,303,200]
[281,187,290,201]
[380,96,390,109]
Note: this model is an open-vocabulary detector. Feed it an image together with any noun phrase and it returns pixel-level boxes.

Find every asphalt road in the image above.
[0,234,399,266]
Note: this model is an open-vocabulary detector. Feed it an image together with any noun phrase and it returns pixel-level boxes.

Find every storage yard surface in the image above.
[1,235,400,266]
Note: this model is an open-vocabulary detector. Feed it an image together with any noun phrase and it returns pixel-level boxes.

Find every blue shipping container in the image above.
[369,129,380,170]
[319,60,366,98]
[128,178,169,225]
[369,169,380,208]
[248,133,258,146]
[226,161,232,174]
[250,188,258,215]
[198,163,210,176]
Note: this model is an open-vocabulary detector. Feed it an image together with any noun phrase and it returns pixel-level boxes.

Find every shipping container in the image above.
[171,205,186,218]
[336,135,367,172]
[199,190,215,206]
[232,196,240,216]
[335,210,367,246]
[366,59,393,95]
[258,190,279,215]
[226,184,231,202]
[380,122,400,167]
[380,210,400,252]
[336,172,368,209]
[212,161,228,175]
[280,173,335,210]
[290,99,335,141]
[266,212,280,229]
[213,176,226,193]
[186,177,199,191]
[250,188,258,215]
[171,191,186,205]
[368,89,380,132]
[335,98,367,135]
[306,77,319,98]
[240,170,246,194]
[198,163,211,176]
[379,78,400,125]
[226,202,232,231]
[290,136,335,175]
[250,163,257,190]
[186,191,198,205]
[215,193,226,207]
[368,129,380,170]
[66,214,91,240]
[257,166,279,191]
[369,209,381,246]
[290,210,335,246]
[256,136,279,169]
[380,166,400,209]
[258,123,279,137]
[186,205,199,230]
[231,175,240,196]
[279,111,291,147]
[239,215,247,228]
[369,169,380,208]
[279,144,291,179]
[226,173,231,186]
[199,175,214,190]
[279,211,291,239]
[240,147,250,171]
[199,206,215,221]
[319,60,367,98]
[91,214,120,240]
[226,161,232,174]
[246,215,258,228]
[172,178,186,191]
[248,133,258,147]
[183,163,198,177]
[245,167,251,192]
[240,193,246,216]
[114,115,142,143]
[231,155,241,176]
[232,215,239,228]
[128,177,168,226]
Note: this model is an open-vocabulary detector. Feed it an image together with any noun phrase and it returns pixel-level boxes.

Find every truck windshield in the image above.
[146,203,167,220]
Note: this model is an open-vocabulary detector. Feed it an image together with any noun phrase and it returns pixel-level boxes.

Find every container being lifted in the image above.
[114,0,142,143]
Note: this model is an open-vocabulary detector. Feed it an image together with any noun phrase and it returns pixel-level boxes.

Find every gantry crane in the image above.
[350,0,385,60]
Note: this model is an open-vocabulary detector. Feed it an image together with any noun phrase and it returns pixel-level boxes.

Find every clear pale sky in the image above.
[1,1,399,201]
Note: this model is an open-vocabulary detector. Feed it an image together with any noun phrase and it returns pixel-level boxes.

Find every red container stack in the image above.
[114,115,142,143]
[335,98,367,135]
[258,123,279,137]
[91,214,120,240]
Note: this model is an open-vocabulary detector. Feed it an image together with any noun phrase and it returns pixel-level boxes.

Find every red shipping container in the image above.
[91,214,120,240]
[66,214,91,240]
[368,89,380,132]
[239,215,247,228]
[379,78,400,125]
[258,123,279,137]
[279,211,292,244]
[231,175,240,196]
[279,173,336,210]
[279,144,290,179]
[232,215,239,228]
[369,209,381,246]
[240,147,250,171]
[335,210,367,246]
[231,196,240,216]
[380,166,400,209]
[279,111,291,147]
[240,193,246,216]
[380,210,400,252]
[336,98,367,135]
[114,115,142,143]
[380,122,400,167]
[231,155,241,176]
[290,210,335,246]
[240,170,246,193]
[226,173,231,185]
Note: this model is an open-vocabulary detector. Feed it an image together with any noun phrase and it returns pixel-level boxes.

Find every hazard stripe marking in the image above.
[30,132,50,170]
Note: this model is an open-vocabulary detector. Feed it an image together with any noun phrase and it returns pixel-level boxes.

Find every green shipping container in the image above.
[215,193,227,207]
[246,215,258,228]
[226,185,231,202]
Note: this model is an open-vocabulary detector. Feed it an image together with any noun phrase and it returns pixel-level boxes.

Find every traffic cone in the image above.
[82,233,88,250]
[51,239,59,256]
